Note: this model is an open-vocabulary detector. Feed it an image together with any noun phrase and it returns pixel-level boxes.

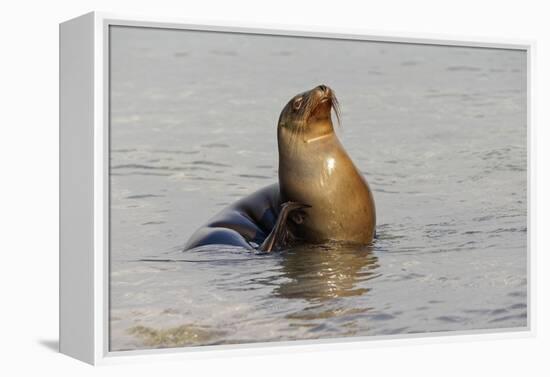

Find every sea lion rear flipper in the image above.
[259,202,310,252]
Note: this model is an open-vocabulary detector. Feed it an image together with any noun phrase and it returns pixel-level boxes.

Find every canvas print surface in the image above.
[108,26,527,351]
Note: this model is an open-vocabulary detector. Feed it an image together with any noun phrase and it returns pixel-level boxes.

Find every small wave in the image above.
[488,313,527,323]
[473,215,493,222]
[368,313,395,321]
[238,174,271,179]
[436,315,465,323]
[111,148,138,153]
[201,143,229,148]
[463,230,482,235]
[446,65,481,72]
[508,291,527,298]
[373,188,400,194]
[126,194,164,199]
[152,149,199,155]
[272,50,294,56]
[112,163,178,171]
[425,228,458,239]
[470,101,496,107]
[192,160,231,167]
[111,172,171,177]
[112,162,229,174]
[487,227,527,234]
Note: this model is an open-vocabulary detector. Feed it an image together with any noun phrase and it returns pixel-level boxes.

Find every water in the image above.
[109,26,527,351]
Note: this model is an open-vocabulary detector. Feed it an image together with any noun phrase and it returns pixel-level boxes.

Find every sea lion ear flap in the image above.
[288,203,311,224]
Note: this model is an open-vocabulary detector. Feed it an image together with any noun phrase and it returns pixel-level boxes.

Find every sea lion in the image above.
[184,85,376,251]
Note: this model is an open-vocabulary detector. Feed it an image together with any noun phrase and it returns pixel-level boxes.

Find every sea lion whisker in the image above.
[331,94,342,128]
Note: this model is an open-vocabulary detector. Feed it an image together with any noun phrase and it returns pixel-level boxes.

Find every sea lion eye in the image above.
[293,97,303,111]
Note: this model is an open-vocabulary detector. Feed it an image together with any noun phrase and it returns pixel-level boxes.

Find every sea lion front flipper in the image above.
[259,202,310,253]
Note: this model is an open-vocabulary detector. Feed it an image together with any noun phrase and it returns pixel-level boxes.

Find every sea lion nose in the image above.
[317,84,329,93]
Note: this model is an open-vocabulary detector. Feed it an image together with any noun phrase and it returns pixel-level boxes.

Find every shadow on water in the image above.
[274,242,380,303]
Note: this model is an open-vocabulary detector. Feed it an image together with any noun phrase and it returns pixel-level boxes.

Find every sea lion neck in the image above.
[277,119,335,148]
[302,120,334,143]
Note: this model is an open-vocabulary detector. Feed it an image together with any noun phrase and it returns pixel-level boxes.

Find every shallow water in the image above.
[109,26,527,351]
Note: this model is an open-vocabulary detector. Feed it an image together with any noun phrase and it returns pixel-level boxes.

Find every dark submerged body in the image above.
[184,184,282,250]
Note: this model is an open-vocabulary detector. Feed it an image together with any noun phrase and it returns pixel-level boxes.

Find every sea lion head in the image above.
[277,85,341,142]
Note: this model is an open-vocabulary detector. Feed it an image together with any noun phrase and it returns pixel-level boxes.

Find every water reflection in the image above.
[274,242,380,302]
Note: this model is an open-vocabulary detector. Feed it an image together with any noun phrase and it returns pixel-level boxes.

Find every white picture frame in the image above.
[59,11,534,365]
